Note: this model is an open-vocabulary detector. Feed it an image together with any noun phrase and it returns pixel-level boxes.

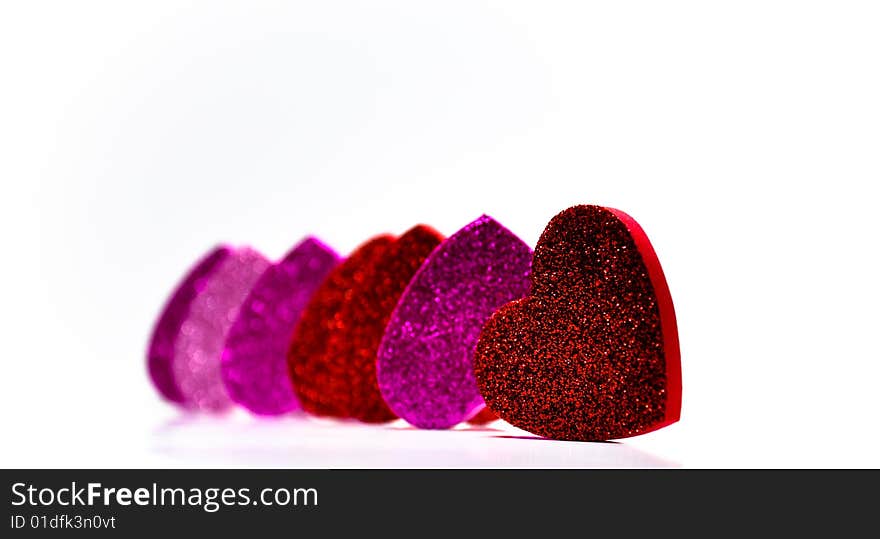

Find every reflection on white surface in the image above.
[152,414,677,468]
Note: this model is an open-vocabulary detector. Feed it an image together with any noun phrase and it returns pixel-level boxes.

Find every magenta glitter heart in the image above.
[221,237,340,416]
[171,247,271,412]
[147,246,231,404]
[376,215,532,429]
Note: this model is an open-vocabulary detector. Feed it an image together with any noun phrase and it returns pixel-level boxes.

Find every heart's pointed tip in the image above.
[474,213,498,225]
[463,214,532,255]
[210,243,235,256]
[456,214,504,238]
[294,235,325,250]
[284,235,339,260]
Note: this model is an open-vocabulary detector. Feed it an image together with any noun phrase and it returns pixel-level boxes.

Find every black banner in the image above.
[2,469,874,535]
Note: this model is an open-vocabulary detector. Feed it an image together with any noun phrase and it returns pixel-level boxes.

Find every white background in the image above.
[1,1,878,468]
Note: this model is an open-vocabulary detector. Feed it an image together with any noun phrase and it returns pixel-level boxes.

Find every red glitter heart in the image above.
[287,235,394,419]
[474,205,681,441]
[288,225,444,423]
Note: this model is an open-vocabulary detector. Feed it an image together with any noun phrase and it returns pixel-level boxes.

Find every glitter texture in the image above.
[289,226,444,423]
[172,247,271,412]
[340,225,445,422]
[147,246,231,404]
[377,216,531,429]
[221,238,340,416]
[288,235,396,418]
[474,205,681,441]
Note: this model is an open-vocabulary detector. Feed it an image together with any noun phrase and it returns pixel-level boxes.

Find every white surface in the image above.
[1,1,879,468]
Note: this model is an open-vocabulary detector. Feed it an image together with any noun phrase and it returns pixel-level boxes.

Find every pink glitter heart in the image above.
[221,237,340,416]
[376,215,532,429]
[172,247,271,412]
[147,246,231,404]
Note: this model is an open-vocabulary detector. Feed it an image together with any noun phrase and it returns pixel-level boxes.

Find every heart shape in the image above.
[221,237,340,416]
[288,225,444,423]
[377,215,531,429]
[147,245,231,405]
[288,234,395,419]
[171,247,271,411]
[474,205,681,441]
